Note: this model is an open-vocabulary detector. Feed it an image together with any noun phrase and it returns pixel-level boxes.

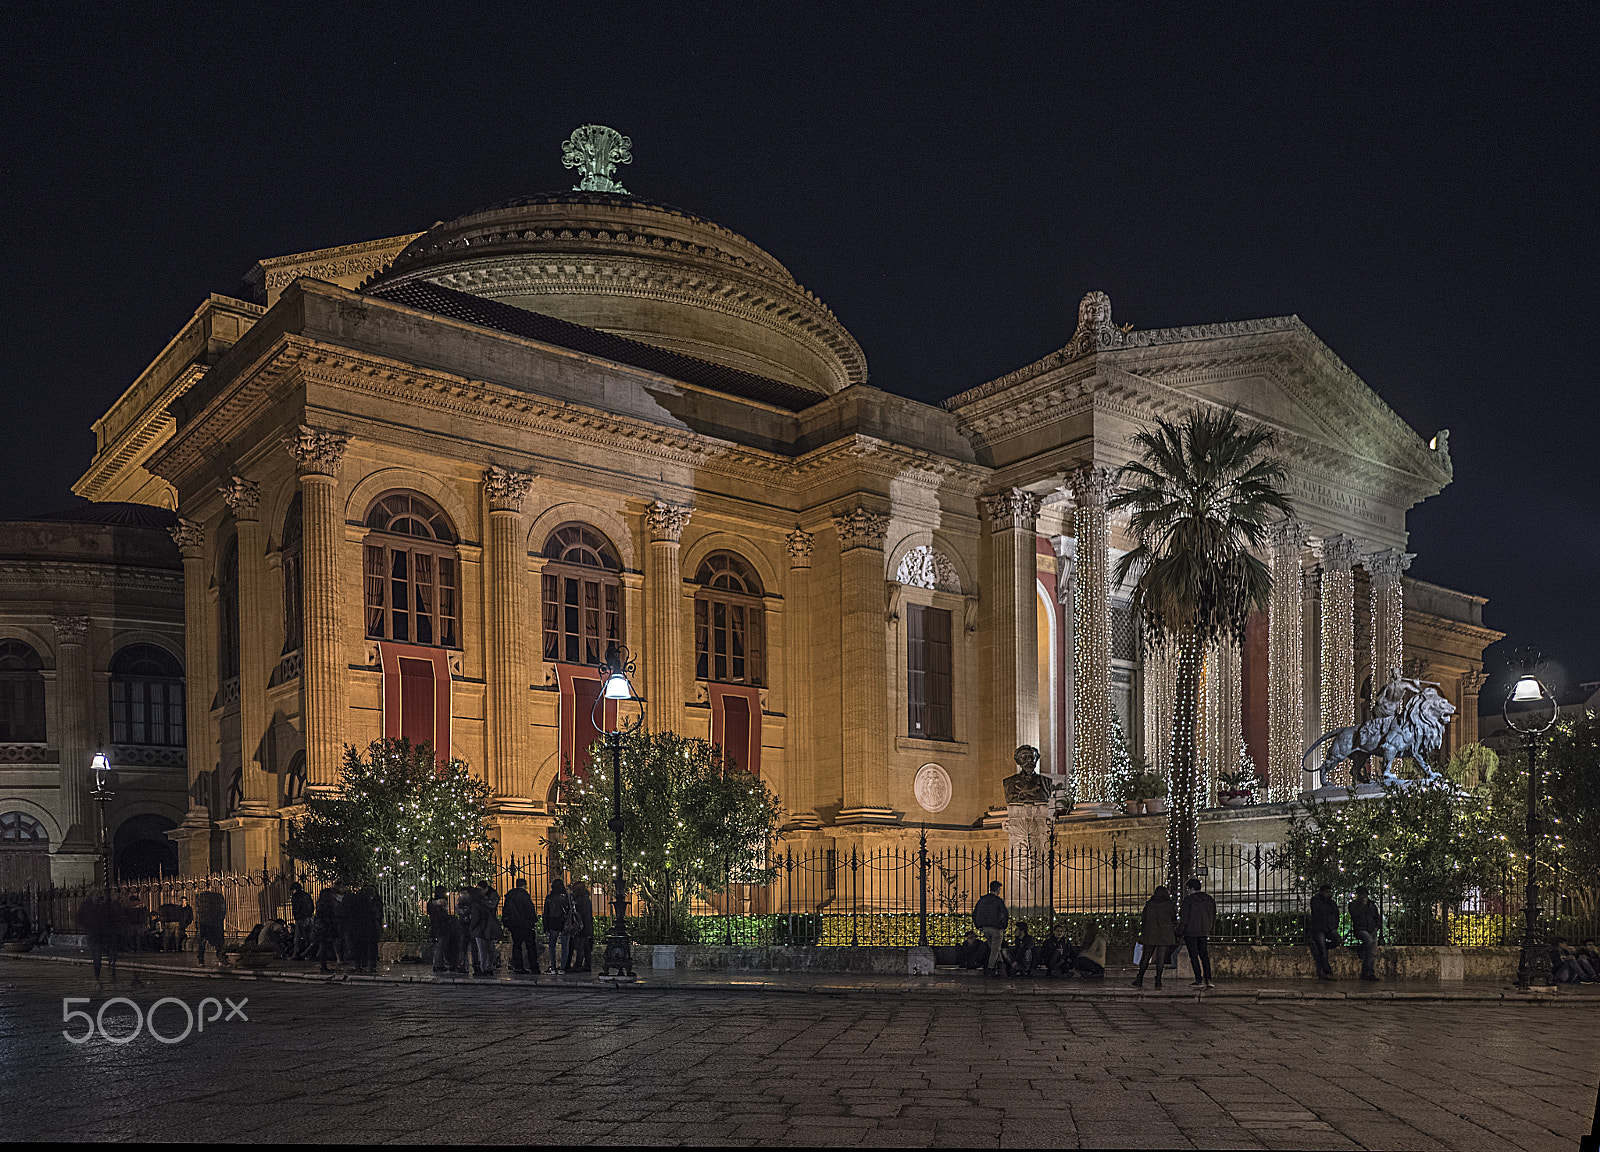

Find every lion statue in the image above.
[1302,685,1456,785]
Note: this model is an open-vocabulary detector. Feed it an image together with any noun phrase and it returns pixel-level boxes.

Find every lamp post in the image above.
[89,751,115,892]
[1503,654,1558,990]
[593,640,643,978]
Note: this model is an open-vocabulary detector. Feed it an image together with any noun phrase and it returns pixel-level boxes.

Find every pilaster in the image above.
[220,476,273,817]
[1067,466,1114,802]
[980,488,1042,801]
[644,501,691,735]
[832,506,896,825]
[782,529,821,830]
[485,465,537,809]
[1267,520,1307,801]
[169,517,215,873]
[1366,547,1413,693]
[286,425,350,791]
[51,614,95,853]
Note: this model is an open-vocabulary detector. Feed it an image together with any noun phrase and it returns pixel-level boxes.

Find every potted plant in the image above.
[1142,772,1169,815]
[1112,772,1144,816]
[1217,742,1259,808]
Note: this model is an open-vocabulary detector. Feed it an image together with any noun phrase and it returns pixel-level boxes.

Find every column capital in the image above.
[980,488,1042,532]
[168,517,205,558]
[52,614,90,644]
[1321,533,1364,572]
[484,464,537,514]
[1365,547,1415,583]
[831,506,890,552]
[285,425,350,478]
[1269,518,1309,555]
[218,475,261,520]
[645,500,692,543]
[1064,464,1116,506]
[1460,668,1490,694]
[786,528,815,568]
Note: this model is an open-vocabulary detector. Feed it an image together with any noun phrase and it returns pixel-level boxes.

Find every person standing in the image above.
[1133,885,1178,989]
[314,884,340,973]
[1308,883,1340,981]
[1348,886,1382,982]
[569,881,594,973]
[501,878,540,974]
[289,882,314,960]
[194,888,227,967]
[355,884,382,973]
[543,878,572,974]
[1179,876,1217,988]
[474,883,501,975]
[426,886,455,972]
[971,881,1009,978]
[76,893,119,980]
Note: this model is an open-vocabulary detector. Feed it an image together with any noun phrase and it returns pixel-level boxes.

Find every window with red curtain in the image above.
[541,524,623,667]
[362,492,460,649]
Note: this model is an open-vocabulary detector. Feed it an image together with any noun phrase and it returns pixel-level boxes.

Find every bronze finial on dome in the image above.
[562,125,632,194]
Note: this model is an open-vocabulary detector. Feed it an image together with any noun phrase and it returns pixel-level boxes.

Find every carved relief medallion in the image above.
[913,763,953,814]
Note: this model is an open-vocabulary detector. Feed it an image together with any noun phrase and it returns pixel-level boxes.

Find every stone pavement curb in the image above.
[6,950,1595,1004]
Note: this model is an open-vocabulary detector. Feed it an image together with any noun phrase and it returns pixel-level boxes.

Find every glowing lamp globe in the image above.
[1511,676,1543,703]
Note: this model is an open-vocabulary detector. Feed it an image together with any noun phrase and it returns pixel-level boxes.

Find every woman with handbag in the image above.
[1132,885,1178,989]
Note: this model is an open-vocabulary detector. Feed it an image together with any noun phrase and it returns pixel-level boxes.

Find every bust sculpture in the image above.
[1002,745,1056,805]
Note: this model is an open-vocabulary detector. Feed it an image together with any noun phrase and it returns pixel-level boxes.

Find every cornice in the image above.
[0,560,184,592]
[1401,608,1505,646]
[74,363,205,500]
[791,434,989,496]
[253,233,424,292]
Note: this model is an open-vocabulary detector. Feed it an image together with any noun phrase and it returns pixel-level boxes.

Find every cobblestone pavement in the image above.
[2,962,1594,1148]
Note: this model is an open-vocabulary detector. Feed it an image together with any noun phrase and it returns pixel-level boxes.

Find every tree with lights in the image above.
[287,738,493,888]
[551,729,784,943]
[1109,405,1294,890]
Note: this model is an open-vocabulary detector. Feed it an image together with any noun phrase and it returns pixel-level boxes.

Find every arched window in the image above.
[218,537,240,680]
[541,524,623,666]
[110,644,185,747]
[363,492,461,648]
[0,640,46,743]
[281,493,303,653]
[0,810,47,844]
[694,552,765,686]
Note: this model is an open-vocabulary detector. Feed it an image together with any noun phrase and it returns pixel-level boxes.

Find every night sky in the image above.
[4,5,1594,704]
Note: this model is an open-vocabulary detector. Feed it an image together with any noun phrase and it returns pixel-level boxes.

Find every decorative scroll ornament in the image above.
[979,489,1041,532]
[1064,464,1116,507]
[895,545,962,594]
[1322,533,1364,572]
[1365,548,1414,582]
[562,124,632,194]
[218,476,261,519]
[645,500,692,542]
[1060,290,1130,361]
[786,528,814,567]
[1269,518,1308,554]
[52,614,90,643]
[168,518,205,556]
[285,425,350,477]
[484,465,537,513]
[831,506,890,551]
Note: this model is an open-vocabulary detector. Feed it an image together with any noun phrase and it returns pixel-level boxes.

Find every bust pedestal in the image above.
[1003,800,1057,918]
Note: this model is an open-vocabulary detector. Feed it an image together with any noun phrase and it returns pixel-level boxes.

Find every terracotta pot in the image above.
[1143,798,1168,815]
[1221,795,1247,809]
[1123,801,1143,816]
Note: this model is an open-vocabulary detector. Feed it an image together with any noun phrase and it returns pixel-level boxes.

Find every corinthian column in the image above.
[286,426,349,790]
[486,466,537,804]
[644,501,691,735]
[833,506,895,825]
[1267,520,1307,801]
[220,476,272,814]
[169,519,213,873]
[782,529,821,830]
[1051,536,1078,789]
[52,615,94,853]
[1366,548,1413,693]
[980,488,1042,800]
[1067,466,1114,803]
[1319,534,1363,735]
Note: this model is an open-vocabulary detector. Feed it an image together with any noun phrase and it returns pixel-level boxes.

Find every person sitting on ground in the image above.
[261,918,290,957]
[971,881,1009,978]
[1551,938,1595,984]
[1579,939,1600,981]
[1004,919,1039,977]
[242,921,265,946]
[1072,921,1107,979]
[955,929,988,969]
[1038,923,1075,978]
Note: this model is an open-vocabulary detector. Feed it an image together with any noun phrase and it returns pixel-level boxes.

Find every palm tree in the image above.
[1108,405,1295,889]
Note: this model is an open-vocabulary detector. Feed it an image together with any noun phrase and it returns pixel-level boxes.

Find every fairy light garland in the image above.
[1320,536,1362,785]
[1267,521,1305,803]
[1069,466,1114,802]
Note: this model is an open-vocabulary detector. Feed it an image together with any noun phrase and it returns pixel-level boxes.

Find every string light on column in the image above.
[1267,521,1305,803]
[1320,536,1362,756]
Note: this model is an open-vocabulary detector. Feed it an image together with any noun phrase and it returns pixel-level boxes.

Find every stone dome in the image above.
[364,192,866,395]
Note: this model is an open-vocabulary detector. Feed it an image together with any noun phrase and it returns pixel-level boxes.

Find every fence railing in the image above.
[5,840,1592,952]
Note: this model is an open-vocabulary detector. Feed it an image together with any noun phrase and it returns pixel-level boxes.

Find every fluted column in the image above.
[287,426,350,790]
[168,519,213,873]
[1267,520,1307,801]
[1319,535,1363,735]
[782,529,821,830]
[1051,536,1078,790]
[486,466,537,804]
[1366,548,1413,692]
[833,506,895,825]
[220,476,272,814]
[52,615,94,852]
[981,488,1042,801]
[644,501,691,734]
[1068,466,1114,802]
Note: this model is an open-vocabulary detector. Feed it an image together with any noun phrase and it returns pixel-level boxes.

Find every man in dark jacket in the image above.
[1348,886,1382,981]
[1038,923,1075,978]
[1179,876,1218,988]
[1308,884,1340,980]
[502,878,540,973]
[76,894,120,980]
[194,889,228,966]
[972,881,1008,976]
[543,878,572,974]
[314,885,340,972]
[289,882,314,960]
[426,887,455,972]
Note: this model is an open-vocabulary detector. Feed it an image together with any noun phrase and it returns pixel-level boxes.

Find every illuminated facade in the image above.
[70,174,1499,872]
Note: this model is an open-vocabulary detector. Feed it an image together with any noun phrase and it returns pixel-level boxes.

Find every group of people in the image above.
[1551,938,1600,984]
[73,888,228,978]
[1307,883,1385,981]
[963,876,1220,988]
[425,877,594,977]
[284,881,384,973]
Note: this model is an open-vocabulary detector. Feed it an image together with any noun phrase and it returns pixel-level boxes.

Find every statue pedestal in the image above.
[1003,801,1056,918]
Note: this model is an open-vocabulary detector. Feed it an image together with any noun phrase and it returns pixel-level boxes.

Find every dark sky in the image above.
[4,4,1595,701]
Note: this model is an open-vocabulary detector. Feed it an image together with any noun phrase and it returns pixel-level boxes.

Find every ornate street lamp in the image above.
[592,640,643,978]
[1503,652,1558,990]
[89,751,115,891]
